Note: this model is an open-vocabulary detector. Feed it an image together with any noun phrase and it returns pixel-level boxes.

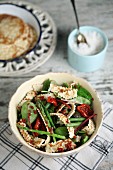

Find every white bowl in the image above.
[0,3,41,61]
[8,73,103,157]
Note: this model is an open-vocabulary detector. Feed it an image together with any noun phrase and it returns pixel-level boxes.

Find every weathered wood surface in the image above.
[0,0,113,169]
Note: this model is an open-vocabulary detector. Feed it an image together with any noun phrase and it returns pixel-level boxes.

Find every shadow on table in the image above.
[55,28,72,59]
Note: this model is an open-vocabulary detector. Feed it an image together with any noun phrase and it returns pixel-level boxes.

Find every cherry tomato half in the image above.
[77,104,93,118]
[47,96,57,106]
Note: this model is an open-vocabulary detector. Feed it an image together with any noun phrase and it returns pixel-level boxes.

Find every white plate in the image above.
[0,1,57,77]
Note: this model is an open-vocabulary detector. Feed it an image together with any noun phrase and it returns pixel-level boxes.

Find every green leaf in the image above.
[42,79,51,91]
[76,96,91,105]
[21,101,38,125]
[77,87,92,102]
[29,112,37,124]
[21,102,29,120]
[55,126,68,136]
[62,82,69,88]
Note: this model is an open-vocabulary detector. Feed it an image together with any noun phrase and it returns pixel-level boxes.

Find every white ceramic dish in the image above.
[0,1,57,76]
[68,26,108,72]
[0,2,41,61]
[8,73,103,157]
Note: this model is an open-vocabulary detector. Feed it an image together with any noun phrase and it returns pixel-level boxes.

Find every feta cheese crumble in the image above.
[49,83,78,100]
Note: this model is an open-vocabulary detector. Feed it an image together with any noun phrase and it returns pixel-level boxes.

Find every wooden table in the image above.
[0,0,113,169]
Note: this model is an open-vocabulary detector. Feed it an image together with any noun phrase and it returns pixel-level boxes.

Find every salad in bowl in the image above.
[8,73,103,157]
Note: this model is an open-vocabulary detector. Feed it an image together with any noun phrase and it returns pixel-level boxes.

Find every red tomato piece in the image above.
[57,148,64,152]
[47,96,57,106]
[61,109,67,114]
[77,104,93,118]
[33,117,46,137]
[34,118,41,130]
[33,117,41,137]
[39,96,45,100]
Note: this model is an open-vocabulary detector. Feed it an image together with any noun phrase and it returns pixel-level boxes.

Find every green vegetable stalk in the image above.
[69,117,86,122]
[17,124,66,140]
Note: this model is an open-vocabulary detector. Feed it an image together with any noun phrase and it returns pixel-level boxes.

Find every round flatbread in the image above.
[0,44,17,60]
[0,14,25,44]
[0,14,38,60]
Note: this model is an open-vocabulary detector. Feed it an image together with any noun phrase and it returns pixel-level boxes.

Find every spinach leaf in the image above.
[21,101,38,125]
[21,102,28,120]
[55,126,68,136]
[42,79,51,91]
[76,96,91,105]
[62,82,69,88]
[77,86,92,102]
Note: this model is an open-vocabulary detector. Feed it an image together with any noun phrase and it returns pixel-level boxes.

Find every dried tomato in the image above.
[77,104,93,118]
[65,141,73,150]
[61,109,68,114]
[57,148,64,152]
[47,96,57,106]
[33,117,41,137]
[39,96,45,100]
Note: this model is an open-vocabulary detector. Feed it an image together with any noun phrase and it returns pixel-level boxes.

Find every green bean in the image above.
[39,100,55,128]
[43,105,55,128]
[53,136,56,142]
[69,117,86,122]
[82,135,89,144]
[37,100,56,141]
[66,122,82,127]
[74,114,96,134]
[17,124,66,140]
[36,100,51,127]
[76,130,85,134]
[45,103,51,109]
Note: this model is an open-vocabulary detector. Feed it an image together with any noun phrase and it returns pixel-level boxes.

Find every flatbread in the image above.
[0,14,38,60]
[0,14,25,44]
[0,44,17,60]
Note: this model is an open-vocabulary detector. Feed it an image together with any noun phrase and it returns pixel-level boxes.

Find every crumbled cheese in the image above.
[49,83,78,100]
[67,103,76,118]
[36,93,55,100]
[18,121,32,142]
[82,119,95,135]
[32,84,43,91]
[75,135,81,142]
[33,138,45,148]
[68,126,75,138]
[45,139,76,153]
[19,90,36,106]
[18,121,46,148]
